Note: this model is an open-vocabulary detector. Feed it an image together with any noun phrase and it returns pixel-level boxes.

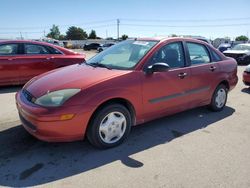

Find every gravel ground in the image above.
[0,55,250,187]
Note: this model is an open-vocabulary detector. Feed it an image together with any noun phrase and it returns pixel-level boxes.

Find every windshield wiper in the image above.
[87,62,112,70]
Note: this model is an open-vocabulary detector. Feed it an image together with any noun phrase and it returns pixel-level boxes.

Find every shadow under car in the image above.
[0,106,235,187]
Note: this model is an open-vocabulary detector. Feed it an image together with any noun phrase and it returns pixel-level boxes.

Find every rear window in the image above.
[210,48,222,62]
[47,46,62,54]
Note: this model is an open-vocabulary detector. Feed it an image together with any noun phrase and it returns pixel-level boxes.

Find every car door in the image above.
[185,42,221,106]
[0,43,21,85]
[142,41,191,119]
[18,43,55,83]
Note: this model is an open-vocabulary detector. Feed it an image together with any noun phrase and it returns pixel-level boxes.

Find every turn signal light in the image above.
[60,114,75,120]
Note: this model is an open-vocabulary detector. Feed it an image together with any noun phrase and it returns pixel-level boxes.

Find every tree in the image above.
[66,26,88,40]
[235,35,249,41]
[47,25,60,40]
[59,35,65,40]
[171,34,178,37]
[121,34,128,40]
[88,30,97,39]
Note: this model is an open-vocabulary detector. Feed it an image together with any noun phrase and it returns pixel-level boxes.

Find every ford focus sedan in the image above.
[0,40,85,86]
[16,37,238,148]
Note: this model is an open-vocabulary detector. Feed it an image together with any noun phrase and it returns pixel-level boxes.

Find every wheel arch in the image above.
[219,80,230,90]
[87,98,136,131]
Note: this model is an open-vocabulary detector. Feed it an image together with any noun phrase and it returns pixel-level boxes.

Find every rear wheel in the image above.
[87,104,132,148]
[209,84,228,111]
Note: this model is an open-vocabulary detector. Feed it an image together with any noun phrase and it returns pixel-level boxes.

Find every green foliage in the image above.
[59,35,65,40]
[171,34,178,37]
[121,34,128,40]
[66,26,88,40]
[235,35,249,41]
[46,25,60,40]
[88,30,97,39]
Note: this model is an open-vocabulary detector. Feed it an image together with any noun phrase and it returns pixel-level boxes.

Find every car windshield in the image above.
[232,44,250,51]
[86,40,158,70]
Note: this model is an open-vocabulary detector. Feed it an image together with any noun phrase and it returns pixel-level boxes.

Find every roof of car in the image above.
[236,43,250,46]
[219,43,231,47]
[137,37,209,44]
[0,40,57,46]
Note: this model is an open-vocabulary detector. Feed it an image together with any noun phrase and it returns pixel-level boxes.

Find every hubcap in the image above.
[215,88,226,108]
[99,112,127,144]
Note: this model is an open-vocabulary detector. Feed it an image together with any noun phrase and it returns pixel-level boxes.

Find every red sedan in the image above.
[0,40,85,86]
[16,37,238,148]
[243,65,250,86]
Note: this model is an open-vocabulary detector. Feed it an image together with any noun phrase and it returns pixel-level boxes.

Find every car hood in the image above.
[223,50,250,55]
[24,64,131,98]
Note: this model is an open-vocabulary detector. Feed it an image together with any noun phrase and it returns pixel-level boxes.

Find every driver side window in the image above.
[150,42,185,68]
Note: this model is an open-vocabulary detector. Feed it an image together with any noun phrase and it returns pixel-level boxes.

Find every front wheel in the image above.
[87,104,132,149]
[209,84,228,111]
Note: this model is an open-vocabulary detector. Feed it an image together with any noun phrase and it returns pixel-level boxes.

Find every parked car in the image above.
[243,64,250,86]
[97,43,115,52]
[223,43,250,64]
[16,37,238,148]
[83,43,101,51]
[40,38,64,47]
[0,40,85,86]
[218,43,231,53]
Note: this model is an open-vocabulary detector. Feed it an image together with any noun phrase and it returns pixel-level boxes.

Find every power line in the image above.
[2,17,250,30]
[0,24,116,34]
[0,19,116,30]
[121,23,250,28]
[0,31,44,34]
[121,17,250,23]
[83,24,116,30]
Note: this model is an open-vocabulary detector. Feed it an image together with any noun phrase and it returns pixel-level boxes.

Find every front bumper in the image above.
[224,53,250,65]
[243,71,250,86]
[16,90,94,142]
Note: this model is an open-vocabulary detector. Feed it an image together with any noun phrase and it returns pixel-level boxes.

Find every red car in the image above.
[16,37,238,148]
[243,65,250,86]
[0,40,85,86]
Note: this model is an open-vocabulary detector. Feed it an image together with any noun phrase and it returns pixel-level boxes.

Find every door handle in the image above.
[209,66,216,71]
[8,58,15,61]
[178,72,187,79]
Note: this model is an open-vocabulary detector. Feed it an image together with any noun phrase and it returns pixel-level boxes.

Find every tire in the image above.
[87,104,132,149]
[209,84,228,112]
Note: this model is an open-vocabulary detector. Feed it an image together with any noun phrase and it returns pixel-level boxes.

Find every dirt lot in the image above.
[0,54,250,187]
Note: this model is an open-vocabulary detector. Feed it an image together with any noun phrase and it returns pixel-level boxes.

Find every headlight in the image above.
[34,89,81,107]
[245,65,250,73]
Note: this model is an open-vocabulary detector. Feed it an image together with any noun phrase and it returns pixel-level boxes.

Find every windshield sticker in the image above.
[133,41,149,46]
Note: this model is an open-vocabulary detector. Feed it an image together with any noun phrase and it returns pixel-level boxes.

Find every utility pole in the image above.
[117,19,120,40]
[20,32,23,39]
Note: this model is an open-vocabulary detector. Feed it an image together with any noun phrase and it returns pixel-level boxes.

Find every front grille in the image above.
[19,113,37,131]
[224,53,244,60]
[22,89,36,103]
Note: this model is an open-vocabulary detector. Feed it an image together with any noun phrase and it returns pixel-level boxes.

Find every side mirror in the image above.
[145,62,170,74]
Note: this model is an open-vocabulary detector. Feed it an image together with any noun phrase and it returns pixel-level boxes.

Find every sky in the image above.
[0,0,250,40]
